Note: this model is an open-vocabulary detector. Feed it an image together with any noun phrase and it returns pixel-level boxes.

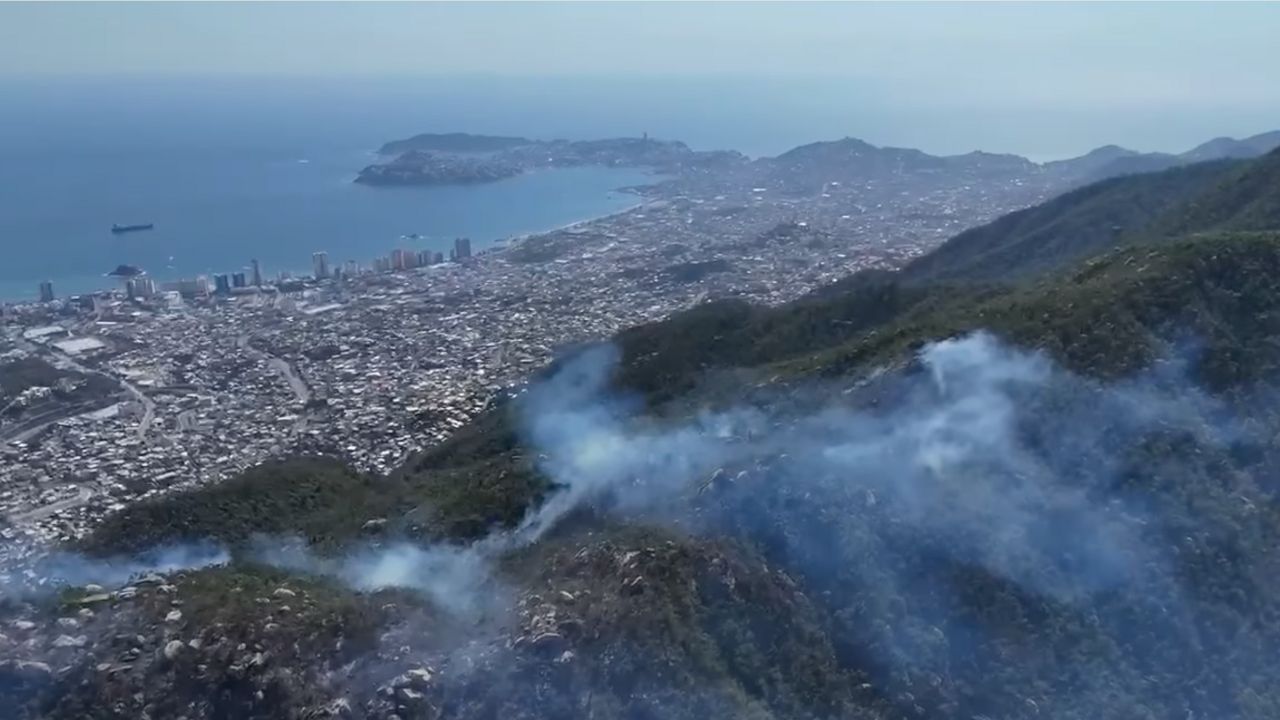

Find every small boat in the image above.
[111,223,155,234]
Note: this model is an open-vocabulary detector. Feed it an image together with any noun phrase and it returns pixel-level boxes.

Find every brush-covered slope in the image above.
[904,146,1280,285]
[1141,146,1280,238]
[900,158,1241,284]
[16,145,1280,720]
[28,231,1280,720]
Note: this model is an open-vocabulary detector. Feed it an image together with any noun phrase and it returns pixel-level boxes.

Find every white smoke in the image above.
[1,541,230,597]
[252,537,502,619]
[512,331,1225,602]
[253,331,1227,611]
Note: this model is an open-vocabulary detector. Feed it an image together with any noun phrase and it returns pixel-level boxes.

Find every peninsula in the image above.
[356,130,1280,192]
[354,133,746,186]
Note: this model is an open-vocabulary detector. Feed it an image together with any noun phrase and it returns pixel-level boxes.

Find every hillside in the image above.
[900,158,1241,283]
[1181,129,1280,162]
[1141,146,1280,237]
[377,132,533,155]
[1045,129,1280,184]
[758,130,1280,194]
[9,146,1280,720]
[12,231,1274,720]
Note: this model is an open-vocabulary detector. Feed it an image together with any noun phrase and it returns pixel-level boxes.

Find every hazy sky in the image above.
[1,2,1278,157]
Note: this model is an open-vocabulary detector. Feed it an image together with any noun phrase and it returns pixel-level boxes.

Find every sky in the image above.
[1,2,1277,158]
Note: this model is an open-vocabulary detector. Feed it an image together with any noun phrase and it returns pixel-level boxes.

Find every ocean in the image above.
[0,78,674,302]
[3,74,1266,302]
[0,146,653,301]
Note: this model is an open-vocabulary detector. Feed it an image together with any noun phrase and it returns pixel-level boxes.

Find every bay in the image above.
[0,142,653,302]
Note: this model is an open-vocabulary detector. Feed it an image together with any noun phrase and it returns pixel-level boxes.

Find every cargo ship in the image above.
[111,223,155,234]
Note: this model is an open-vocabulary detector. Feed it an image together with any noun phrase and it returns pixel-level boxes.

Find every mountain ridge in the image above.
[360,129,1280,189]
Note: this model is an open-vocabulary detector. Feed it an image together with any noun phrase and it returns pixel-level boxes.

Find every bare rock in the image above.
[405,667,434,687]
[0,659,53,688]
[531,631,567,655]
[621,575,647,596]
[163,640,185,661]
[53,634,88,648]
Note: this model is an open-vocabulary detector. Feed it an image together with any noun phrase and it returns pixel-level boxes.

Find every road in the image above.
[46,348,157,442]
[7,484,94,524]
[7,337,155,445]
[236,334,313,429]
[0,399,120,445]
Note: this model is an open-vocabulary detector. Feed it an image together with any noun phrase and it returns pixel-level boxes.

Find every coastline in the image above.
[0,173,661,306]
[497,173,666,252]
[500,199,650,250]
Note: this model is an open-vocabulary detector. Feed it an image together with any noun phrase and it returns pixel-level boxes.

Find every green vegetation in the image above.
[1141,147,1280,238]
[901,158,1240,284]
[82,458,397,554]
[0,356,119,424]
[50,148,1280,720]
[38,566,400,720]
[0,357,116,402]
[796,232,1280,388]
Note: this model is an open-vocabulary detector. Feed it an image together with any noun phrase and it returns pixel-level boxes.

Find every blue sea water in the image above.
[3,74,1265,302]
[0,79,674,302]
[0,146,652,301]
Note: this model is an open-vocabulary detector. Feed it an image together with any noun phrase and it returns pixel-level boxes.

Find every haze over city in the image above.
[2,1,1278,156]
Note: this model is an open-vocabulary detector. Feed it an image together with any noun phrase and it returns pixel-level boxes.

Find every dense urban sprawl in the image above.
[0,154,1059,557]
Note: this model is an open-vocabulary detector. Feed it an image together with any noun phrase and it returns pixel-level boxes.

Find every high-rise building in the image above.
[136,277,156,298]
[391,248,414,271]
[38,281,54,303]
[433,251,445,265]
[312,251,330,279]
[160,277,210,298]
[214,274,231,294]
[453,237,473,261]
[417,250,435,267]
[232,272,247,288]
[251,259,263,287]
[345,260,359,277]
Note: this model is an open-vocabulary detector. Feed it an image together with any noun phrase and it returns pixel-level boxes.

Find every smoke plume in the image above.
[513,332,1227,601]
[1,540,229,597]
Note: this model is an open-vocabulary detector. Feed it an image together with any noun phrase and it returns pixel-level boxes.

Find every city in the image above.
[0,159,1057,555]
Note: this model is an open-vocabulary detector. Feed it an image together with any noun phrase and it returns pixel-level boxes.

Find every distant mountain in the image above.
[758,137,1041,194]
[758,130,1280,193]
[361,134,738,186]
[901,145,1280,285]
[1042,144,1180,183]
[377,132,534,155]
[1141,146,1280,238]
[1045,131,1280,185]
[901,159,1243,284]
[766,137,945,176]
[1180,130,1280,163]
